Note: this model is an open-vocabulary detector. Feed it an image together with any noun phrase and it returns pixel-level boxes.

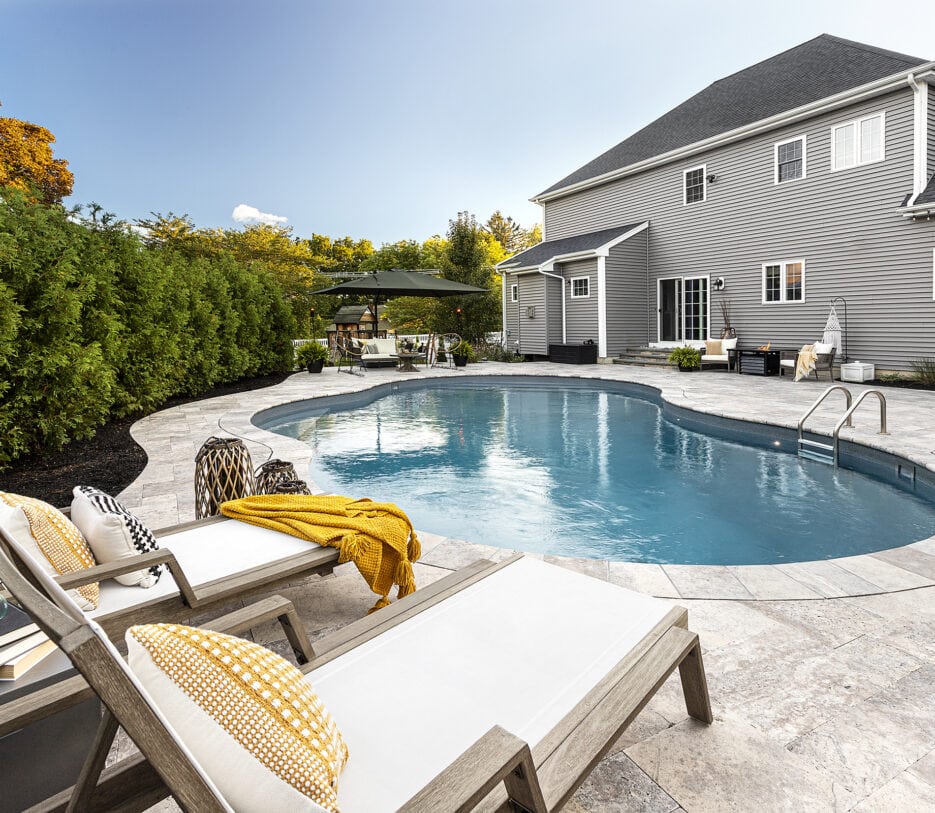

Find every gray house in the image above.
[499,35,935,370]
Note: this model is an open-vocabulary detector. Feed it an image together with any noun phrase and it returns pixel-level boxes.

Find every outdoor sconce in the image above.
[526,306,536,319]
[706,173,718,184]
[713,277,725,291]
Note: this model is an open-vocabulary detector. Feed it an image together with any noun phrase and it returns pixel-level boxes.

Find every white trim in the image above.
[537,268,566,343]
[932,248,935,301]
[597,257,607,358]
[773,134,807,184]
[683,164,707,205]
[510,283,518,303]
[909,73,930,202]
[830,111,885,172]
[502,274,508,340]
[761,259,806,304]
[569,276,590,299]
[499,221,650,271]
[533,66,935,204]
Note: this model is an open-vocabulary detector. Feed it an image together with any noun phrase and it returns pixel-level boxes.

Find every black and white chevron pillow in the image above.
[72,486,162,587]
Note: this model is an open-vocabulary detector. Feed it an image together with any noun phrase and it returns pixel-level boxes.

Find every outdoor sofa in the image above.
[0,544,713,812]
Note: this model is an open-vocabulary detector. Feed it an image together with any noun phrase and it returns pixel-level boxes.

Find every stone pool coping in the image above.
[122,362,935,601]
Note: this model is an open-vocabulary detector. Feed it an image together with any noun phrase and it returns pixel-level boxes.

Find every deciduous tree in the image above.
[0,104,74,204]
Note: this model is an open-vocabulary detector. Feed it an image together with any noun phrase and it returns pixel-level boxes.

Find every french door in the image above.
[657,276,709,342]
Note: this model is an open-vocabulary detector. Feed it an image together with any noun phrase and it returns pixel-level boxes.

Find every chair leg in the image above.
[678,643,713,724]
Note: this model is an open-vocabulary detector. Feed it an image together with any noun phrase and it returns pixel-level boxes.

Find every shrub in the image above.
[911,357,935,387]
[667,346,701,369]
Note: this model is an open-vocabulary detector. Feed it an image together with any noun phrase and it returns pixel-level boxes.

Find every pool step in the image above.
[798,438,834,465]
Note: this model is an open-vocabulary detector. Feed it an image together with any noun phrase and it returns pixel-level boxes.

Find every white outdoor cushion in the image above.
[312,556,674,812]
[701,354,728,362]
[780,359,795,367]
[721,337,738,351]
[90,520,324,618]
[367,339,397,356]
[71,487,161,588]
[814,342,834,355]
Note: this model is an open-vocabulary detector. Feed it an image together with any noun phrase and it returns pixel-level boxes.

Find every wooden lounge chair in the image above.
[0,544,712,813]
[0,514,339,642]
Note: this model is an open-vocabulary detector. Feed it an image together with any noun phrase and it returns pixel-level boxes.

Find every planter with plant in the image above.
[667,346,701,371]
[451,340,475,367]
[295,341,329,373]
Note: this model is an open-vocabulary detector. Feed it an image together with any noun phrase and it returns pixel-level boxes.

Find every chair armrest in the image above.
[55,549,199,608]
[202,594,316,664]
[779,350,799,361]
[399,725,546,813]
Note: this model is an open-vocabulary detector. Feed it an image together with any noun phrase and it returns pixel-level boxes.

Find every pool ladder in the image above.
[797,385,888,467]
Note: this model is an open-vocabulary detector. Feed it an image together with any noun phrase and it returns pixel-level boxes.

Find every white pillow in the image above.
[721,337,738,351]
[0,500,98,611]
[71,487,161,588]
[813,342,834,355]
[127,624,346,812]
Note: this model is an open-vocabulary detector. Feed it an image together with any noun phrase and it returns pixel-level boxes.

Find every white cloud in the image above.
[231,203,288,225]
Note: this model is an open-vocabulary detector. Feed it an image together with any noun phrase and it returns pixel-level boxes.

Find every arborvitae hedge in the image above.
[0,193,296,467]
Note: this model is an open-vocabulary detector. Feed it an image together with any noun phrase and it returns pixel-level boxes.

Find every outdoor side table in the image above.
[0,648,100,812]
[397,352,425,372]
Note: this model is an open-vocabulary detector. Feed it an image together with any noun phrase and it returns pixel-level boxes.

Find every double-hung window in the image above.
[774,136,806,183]
[570,276,589,298]
[762,260,805,303]
[683,165,706,204]
[510,283,518,303]
[832,112,884,171]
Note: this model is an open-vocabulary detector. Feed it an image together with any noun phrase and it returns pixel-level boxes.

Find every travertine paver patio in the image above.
[123,362,935,811]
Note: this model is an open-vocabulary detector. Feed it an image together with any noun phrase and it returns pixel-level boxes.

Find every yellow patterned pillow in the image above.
[0,492,99,610]
[126,624,348,812]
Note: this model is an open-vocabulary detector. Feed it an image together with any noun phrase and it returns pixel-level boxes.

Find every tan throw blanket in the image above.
[221,494,421,612]
[794,344,817,381]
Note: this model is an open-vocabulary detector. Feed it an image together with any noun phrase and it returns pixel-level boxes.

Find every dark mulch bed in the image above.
[870,378,935,391]
[0,372,291,507]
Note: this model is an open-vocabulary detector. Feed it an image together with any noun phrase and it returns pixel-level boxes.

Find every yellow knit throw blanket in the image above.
[220,495,421,612]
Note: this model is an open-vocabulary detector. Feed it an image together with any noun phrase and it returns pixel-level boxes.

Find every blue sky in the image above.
[1,0,933,245]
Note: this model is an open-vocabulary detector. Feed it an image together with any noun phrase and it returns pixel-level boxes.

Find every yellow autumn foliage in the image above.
[0,105,74,204]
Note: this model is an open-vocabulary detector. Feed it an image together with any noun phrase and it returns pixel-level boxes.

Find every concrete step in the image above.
[614,347,677,368]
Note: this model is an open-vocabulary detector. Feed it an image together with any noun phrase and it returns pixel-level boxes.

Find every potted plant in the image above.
[719,299,736,339]
[295,341,329,373]
[451,340,475,368]
[667,345,701,371]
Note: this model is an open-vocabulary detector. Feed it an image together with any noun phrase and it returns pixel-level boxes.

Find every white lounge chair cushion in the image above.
[0,495,99,611]
[127,624,346,813]
[71,486,161,588]
[701,354,729,362]
[366,338,397,356]
[721,337,738,351]
[91,520,326,618]
[313,556,674,812]
[780,359,795,367]
[814,342,834,355]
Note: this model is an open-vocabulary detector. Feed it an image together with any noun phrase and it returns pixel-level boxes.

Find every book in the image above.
[0,630,49,664]
[0,638,58,680]
[0,603,40,647]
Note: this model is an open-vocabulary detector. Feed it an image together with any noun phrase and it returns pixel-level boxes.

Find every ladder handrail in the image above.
[797,385,853,443]
[832,389,888,467]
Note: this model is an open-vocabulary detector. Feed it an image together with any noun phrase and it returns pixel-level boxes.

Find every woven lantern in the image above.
[270,479,312,496]
[255,459,300,495]
[194,437,256,519]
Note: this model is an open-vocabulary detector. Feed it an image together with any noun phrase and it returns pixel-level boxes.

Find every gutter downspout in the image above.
[538,266,566,343]
[907,73,929,205]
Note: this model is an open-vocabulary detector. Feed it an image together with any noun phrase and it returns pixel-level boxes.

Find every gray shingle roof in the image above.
[539,35,928,198]
[916,174,935,206]
[497,223,644,269]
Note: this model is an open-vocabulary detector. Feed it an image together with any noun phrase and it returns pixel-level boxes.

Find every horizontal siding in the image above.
[606,231,650,353]
[514,274,548,354]
[504,281,520,351]
[542,89,935,369]
[558,258,599,343]
[929,86,935,175]
[547,276,563,345]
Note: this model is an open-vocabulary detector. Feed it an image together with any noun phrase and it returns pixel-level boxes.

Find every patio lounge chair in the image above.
[779,342,836,380]
[1,548,712,812]
[360,336,400,369]
[0,514,339,642]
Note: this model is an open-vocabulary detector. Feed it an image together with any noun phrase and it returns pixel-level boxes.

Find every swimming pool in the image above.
[257,378,935,565]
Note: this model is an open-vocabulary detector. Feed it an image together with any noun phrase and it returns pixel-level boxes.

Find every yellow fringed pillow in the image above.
[126,624,348,812]
[0,492,99,610]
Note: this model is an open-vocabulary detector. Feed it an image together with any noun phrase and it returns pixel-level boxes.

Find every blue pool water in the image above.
[261,383,935,565]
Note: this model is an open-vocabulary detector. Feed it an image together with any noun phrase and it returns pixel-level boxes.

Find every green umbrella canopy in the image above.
[315,269,486,328]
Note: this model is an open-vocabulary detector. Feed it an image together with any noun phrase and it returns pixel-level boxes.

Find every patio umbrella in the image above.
[314,269,487,331]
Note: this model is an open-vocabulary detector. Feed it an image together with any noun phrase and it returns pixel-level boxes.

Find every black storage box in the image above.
[549,343,598,364]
